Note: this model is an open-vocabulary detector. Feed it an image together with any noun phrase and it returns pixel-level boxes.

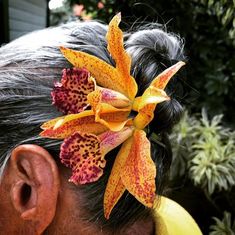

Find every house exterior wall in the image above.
[8,0,48,41]
[0,0,9,44]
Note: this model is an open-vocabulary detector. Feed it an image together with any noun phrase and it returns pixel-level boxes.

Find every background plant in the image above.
[170,109,235,194]
[209,211,235,235]
[190,109,235,195]
[170,109,235,234]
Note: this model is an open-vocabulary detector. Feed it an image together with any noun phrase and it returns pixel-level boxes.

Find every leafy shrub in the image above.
[170,109,235,195]
[169,111,199,178]
[209,211,235,235]
[189,109,235,194]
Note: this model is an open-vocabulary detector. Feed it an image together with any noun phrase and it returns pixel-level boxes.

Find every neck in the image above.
[44,175,155,235]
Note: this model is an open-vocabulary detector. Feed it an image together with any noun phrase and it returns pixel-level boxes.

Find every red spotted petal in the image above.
[60,132,104,184]
[104,137,133,219]
[121,130,156,207]
[52,68,95,114]
[60,127,134,184]
[106,13,137,100]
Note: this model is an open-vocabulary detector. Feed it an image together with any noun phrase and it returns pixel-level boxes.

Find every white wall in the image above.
[8,0,47,41]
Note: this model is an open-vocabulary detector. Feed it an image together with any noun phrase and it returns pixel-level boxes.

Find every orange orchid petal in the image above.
[60,46,129,98]
[87,92,131,132]
[106,13,137,100]
[121,130,156,207]
[87,88,130,111]
[104,179,126,219]
[40,105,132,139]
[132,96,141,111]
[133,61,185,129]
[97,103,131,132]
[97,87,131,108]
[40,110,108,139]
[99,126,134,155]
[133,104,155,129]
[137,87,170,110]
[150,61,185,89]
[104,136,133,219]
[41,115,66,130]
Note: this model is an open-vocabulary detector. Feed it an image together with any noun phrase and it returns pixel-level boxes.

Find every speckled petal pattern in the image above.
[52,68,95,114]
[60,132,104,184]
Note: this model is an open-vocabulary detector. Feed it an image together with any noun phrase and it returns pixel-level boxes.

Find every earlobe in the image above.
[9,144,60,234]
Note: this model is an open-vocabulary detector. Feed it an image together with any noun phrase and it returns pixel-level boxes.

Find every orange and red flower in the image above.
[40,13,185,219]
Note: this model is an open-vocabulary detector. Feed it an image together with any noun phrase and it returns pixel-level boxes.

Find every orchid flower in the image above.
[40,13,185,219]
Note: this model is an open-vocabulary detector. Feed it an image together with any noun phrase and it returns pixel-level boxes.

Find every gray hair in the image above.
[0,20,185,231]
[0,21,111,176]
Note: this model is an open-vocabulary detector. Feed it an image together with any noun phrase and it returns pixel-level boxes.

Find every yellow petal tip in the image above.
[117,12,121,19]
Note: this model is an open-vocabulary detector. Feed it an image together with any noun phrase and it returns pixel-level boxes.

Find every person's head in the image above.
[0,19,185,234]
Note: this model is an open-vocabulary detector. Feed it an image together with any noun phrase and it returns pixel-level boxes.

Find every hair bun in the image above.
[126,27,185,133]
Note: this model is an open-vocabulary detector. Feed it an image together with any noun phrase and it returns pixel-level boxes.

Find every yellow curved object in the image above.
[154,197,203,235]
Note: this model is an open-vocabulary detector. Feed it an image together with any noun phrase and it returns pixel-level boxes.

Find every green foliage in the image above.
[189,109,235,195]
[170,111,198,178]
[170,109,235,195]
[209,211,235,235]
[199,0,235,40]
[170,110,235,232]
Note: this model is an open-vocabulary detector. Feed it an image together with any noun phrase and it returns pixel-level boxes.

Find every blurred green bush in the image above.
[170,109,235,234]
[210,211,235,235]
[170,109,235,195]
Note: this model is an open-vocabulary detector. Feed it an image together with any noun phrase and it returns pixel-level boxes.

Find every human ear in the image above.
[9,144,60,234]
